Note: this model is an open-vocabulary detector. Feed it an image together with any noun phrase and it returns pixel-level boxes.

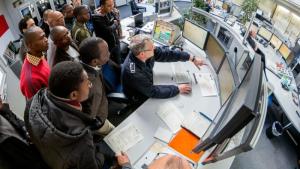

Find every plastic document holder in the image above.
[168,128,204,162]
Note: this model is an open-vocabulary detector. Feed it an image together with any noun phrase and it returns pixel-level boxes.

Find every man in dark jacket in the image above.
[122,34,206,105]
[24,61,130,169]
[79,37,114,136]
[92,0,121,64]
[50,26,79,67]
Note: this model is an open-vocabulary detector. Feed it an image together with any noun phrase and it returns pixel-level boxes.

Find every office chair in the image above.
[129,0,146,15]
[102,63,134,114]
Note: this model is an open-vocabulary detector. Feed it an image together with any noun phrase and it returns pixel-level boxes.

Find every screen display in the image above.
[258,27,272,41]
[217,57,235,105]
[270,34,282,49]
[206,34,225,72]
[153,21,173,46]
[279,43,291,59]
[183,20,208,50]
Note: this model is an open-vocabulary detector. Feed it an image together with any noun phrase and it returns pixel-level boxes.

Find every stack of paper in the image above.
[105,123,144,153]
[196,73,218,96]
[182,111,211,138]
[156,101,184,133]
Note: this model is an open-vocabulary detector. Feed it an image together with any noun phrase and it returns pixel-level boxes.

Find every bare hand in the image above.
[193,57,206,66]
[116,151,130,166]
[178,84,192,94]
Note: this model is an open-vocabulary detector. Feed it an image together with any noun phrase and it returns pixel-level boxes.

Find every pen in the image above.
[199,112,213,123]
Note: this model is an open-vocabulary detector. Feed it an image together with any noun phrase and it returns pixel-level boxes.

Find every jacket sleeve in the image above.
[154,47,190,62]
[126,69,179,98]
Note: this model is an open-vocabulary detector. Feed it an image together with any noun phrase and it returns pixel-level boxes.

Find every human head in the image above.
[62,4,74,19]
[24,26,48,54]
[79,37,110,66]
[18,16,35,34]
[72,0,81,7]
[49,61,91,101]
[47,11,65,28]
[73,5,90,23]
[100,0,114,13]
[50,26,71,49]
[148,154,192,169]
[249,30,256,38]
[129,34,155,61]
[43,9,53,24]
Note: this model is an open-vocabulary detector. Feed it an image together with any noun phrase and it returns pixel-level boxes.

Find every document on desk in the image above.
[157,101,184,133]
[181,111,211,138]
[105,123,144,153]
[196,73,218,96]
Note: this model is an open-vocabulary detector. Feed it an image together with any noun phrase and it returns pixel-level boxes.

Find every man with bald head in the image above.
[20,26,50,100]
[50,26,79,67]
[47,10,66,67]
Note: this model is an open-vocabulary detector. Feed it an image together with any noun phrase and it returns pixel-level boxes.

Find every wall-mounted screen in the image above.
[257,27,272,41]
[279,43,291,59]
[270,34,282,49]
[183,19,208,50]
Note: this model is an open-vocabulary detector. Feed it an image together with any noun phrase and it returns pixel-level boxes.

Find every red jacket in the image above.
[20,54,50,99]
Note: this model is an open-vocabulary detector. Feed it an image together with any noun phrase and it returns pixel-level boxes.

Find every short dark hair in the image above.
[79,37,104,64]
[100,0,110,6]
[73,5,88,18]
[61,4,72,12]
[18,16,32,34]
[49,61,84,98]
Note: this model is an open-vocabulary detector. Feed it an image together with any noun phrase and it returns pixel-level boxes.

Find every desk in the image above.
[255,42,300,132]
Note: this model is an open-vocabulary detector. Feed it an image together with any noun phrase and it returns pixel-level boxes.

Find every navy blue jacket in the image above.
[122,47,190,104]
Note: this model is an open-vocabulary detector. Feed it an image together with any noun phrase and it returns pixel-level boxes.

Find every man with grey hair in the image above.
[122,34,205,106]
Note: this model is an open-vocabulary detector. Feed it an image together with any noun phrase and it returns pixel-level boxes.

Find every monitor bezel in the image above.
[269,34,282,49]
[257,27,272,41]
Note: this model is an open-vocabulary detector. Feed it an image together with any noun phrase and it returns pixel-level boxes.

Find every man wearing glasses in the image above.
[122,34,205,106]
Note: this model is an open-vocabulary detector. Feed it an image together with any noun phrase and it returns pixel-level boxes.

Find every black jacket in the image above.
[24,89,108,169]
[92,12,119,51]
[121,47,190,104]
[52,41,79,67]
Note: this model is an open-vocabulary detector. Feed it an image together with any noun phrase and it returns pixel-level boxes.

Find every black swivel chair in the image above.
[129,0,146,15]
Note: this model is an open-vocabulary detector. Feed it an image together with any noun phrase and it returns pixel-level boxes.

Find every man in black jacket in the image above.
[24,61,130,169]
[92,0,121,64]
[122,34,206,105]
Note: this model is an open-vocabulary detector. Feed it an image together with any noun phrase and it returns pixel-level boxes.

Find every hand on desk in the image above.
[178,84,192,94]
[189,55,206,67]
[116,151,130,166]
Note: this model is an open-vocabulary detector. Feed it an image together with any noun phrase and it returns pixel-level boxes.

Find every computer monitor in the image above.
[152,20,181,46]
[182,19,208,50]
[205,34,226,72]
[270,34,282,49]
[217,56,236,105]
[257,27,272,41]
[279,43,291,59]
[193,54,263,153]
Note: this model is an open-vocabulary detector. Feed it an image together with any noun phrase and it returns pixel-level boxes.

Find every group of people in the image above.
[2,0,207,168]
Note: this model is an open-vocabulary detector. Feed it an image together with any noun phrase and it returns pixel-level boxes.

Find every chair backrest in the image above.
[129,0,138,10]
[102,63,123,94]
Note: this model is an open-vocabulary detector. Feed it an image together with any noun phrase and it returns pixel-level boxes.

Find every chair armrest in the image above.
[107,92,130,103]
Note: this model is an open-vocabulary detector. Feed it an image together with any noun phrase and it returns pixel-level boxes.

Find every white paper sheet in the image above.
[156,101,184,133]
[182,111,211,138]
[106,123,144,153]
[197,73,218,96]
[154,127,173,143]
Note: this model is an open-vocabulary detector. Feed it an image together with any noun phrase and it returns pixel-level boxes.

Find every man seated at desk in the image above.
[122,34,205,106]
[247,30,258,52]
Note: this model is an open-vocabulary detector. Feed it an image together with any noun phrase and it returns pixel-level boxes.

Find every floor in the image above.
[116,2,299,169]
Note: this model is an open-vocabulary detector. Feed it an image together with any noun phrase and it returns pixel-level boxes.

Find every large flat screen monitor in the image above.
[258,27,272,41]
[193,54,263,152]
[270,34,282,49]
[279,43,291,59]
[217,56,235,105]
[205,34,226,72]
[152,20,180,46]
[182,19,208,50]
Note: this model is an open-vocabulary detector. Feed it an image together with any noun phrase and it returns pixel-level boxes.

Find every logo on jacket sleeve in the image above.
[130,62,135,73]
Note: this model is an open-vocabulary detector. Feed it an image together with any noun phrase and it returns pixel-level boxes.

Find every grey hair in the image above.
[129,34,152,56]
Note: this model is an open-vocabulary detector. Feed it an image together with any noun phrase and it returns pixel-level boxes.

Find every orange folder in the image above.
[168,128,205,163]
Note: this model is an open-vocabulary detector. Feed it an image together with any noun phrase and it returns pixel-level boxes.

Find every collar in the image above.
[75,21,87,28]
[49,91,82,110]
[80,61,101,76]
[26,53,45,66]
[129,52,147,68]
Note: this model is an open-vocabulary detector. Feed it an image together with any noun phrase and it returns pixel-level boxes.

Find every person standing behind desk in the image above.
[122,34,206,106]
[247,30,258,52]
[50,26,80,67]
[92,0,122,64]
[20,26,50,100]
[71,5,92,46]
